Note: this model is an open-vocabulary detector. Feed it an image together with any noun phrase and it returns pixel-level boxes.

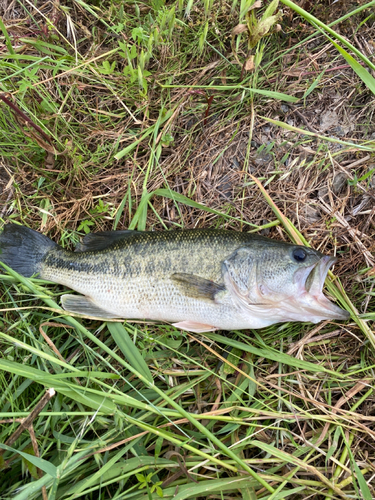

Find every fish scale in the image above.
[40,230,246,328]
[0,225,350,331]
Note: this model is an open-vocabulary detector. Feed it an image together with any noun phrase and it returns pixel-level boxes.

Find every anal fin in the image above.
[61,294,120,319]
[172,321,218,333]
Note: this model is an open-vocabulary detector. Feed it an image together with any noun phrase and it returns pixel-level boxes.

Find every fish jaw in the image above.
[282,255,350,322]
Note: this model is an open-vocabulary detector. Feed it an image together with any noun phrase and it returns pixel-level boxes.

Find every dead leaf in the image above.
[249,0,262,10]
[232,24,248,36]
[320,110,339,132]
[220,69,227,85]
[23,129,59,154]
[45,152,55,169]
[244,55,255,71]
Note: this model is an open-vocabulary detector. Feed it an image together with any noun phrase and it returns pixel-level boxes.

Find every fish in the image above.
[0,224,349,332]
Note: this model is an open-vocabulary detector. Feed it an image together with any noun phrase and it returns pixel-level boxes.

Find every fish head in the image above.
[223,242,350,324]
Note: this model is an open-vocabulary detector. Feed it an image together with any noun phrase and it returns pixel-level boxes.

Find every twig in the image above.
[0,93,53,144]
[1,388,56,453]
[1,388,55,499]
[29,424,48,500]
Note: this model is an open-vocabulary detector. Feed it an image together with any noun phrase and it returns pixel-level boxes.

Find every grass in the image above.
[1,0,375,499]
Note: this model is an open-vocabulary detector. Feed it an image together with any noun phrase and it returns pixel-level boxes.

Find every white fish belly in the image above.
[41,266,254,329]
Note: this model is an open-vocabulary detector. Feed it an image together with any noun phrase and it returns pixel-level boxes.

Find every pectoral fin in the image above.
[61,294,120,319]
[172,321,218,333]
[171,273,225,301]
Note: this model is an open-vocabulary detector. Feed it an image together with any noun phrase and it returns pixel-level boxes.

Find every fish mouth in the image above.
[299,256,350,321]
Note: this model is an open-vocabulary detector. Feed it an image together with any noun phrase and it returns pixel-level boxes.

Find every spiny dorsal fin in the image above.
[171,273,226,301]
[75,230,137,252]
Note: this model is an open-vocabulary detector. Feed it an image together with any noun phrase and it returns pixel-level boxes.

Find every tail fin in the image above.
[0,224,58,277]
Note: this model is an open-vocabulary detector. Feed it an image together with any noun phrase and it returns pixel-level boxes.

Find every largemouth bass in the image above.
[0,224,349,332]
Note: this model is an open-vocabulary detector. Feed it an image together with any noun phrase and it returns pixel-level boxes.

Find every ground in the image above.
[0,0,375,499]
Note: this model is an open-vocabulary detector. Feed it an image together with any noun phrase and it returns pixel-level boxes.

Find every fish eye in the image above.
[293,248,307,262]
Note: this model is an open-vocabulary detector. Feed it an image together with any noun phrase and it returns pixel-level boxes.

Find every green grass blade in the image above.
[137,476,258,500]
[160,83,299,102]
[0,443,57,478]
[114,109,174,161]
[327,38,375,94]
[129,188,261,229]
[340,428,373,500]
[107,322,153,383]
[280,0,375,72]
[351,461,372,500]
[251,441,347,499]
[259,116,374,151]
[65,445,131,499]
[0,17,15,56]
[260,487,306,500]
[0,356,149,413]
[63,457,175,496]
[205,333,345,378]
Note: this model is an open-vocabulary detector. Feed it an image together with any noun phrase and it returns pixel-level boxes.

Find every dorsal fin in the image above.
[74,230,137,252]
